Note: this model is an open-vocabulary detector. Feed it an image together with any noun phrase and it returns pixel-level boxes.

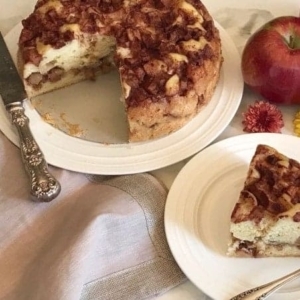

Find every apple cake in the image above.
[227,144,300,257]
[18,0,222,142]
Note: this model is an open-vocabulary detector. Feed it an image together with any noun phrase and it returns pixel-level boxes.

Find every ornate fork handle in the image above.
[7,102,61,202]
[230,268,300,300]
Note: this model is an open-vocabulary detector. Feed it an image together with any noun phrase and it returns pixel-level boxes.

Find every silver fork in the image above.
[230,268,300,300]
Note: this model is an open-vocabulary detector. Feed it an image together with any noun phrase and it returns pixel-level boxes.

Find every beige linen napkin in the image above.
[0,131,185,300]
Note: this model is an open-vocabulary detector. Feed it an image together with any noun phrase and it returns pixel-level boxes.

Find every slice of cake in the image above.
[227,144,300,257]
[18,0,222,142]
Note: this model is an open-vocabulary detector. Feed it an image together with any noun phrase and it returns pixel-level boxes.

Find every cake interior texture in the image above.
[18,0,222,142]
[227,144,300,257]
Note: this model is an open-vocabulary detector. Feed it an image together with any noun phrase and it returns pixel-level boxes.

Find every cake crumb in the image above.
[59,113,85,137]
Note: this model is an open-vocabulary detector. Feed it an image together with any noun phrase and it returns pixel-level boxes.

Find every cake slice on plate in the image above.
[227,144,300,257]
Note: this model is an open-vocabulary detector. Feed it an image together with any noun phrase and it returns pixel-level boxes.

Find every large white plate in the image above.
[165,133,300,300]
[0,22,243,175]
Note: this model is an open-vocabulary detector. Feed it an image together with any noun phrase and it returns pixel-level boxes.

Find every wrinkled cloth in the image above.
[0,131,185,300]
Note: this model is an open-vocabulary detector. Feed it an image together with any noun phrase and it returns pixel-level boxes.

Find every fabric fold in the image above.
[0,133,185,300]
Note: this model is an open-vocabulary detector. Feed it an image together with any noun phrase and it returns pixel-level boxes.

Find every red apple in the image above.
[241,16,300,105]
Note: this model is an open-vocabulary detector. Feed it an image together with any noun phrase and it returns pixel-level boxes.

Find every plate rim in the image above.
[164,132,300,300]
[1,22,243,175]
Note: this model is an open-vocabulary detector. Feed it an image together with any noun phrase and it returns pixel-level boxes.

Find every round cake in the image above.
[18,0,223,142]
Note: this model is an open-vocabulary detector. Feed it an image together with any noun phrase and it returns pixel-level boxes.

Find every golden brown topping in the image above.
[20,0,221,107]
[232,145,300,224]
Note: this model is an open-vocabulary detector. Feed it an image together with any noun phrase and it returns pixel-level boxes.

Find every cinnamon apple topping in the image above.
[19,0,221,109]
[232,145,300,224]
[18,0,222,142]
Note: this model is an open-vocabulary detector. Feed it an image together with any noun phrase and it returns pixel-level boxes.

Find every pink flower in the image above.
[242,100,284,133]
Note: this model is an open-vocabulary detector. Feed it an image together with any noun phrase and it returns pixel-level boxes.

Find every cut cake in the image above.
[18,0,222,142]
[228,144,300,257]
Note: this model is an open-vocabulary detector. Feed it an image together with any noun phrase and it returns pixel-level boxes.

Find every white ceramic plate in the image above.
[0,22,243,175]
[165,133,300,300]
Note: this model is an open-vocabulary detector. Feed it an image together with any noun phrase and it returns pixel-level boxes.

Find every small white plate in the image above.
[165,133,300,300]
[0,22,243,175]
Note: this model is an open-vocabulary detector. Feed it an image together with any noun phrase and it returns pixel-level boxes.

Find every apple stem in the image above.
[290,35,300,49]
